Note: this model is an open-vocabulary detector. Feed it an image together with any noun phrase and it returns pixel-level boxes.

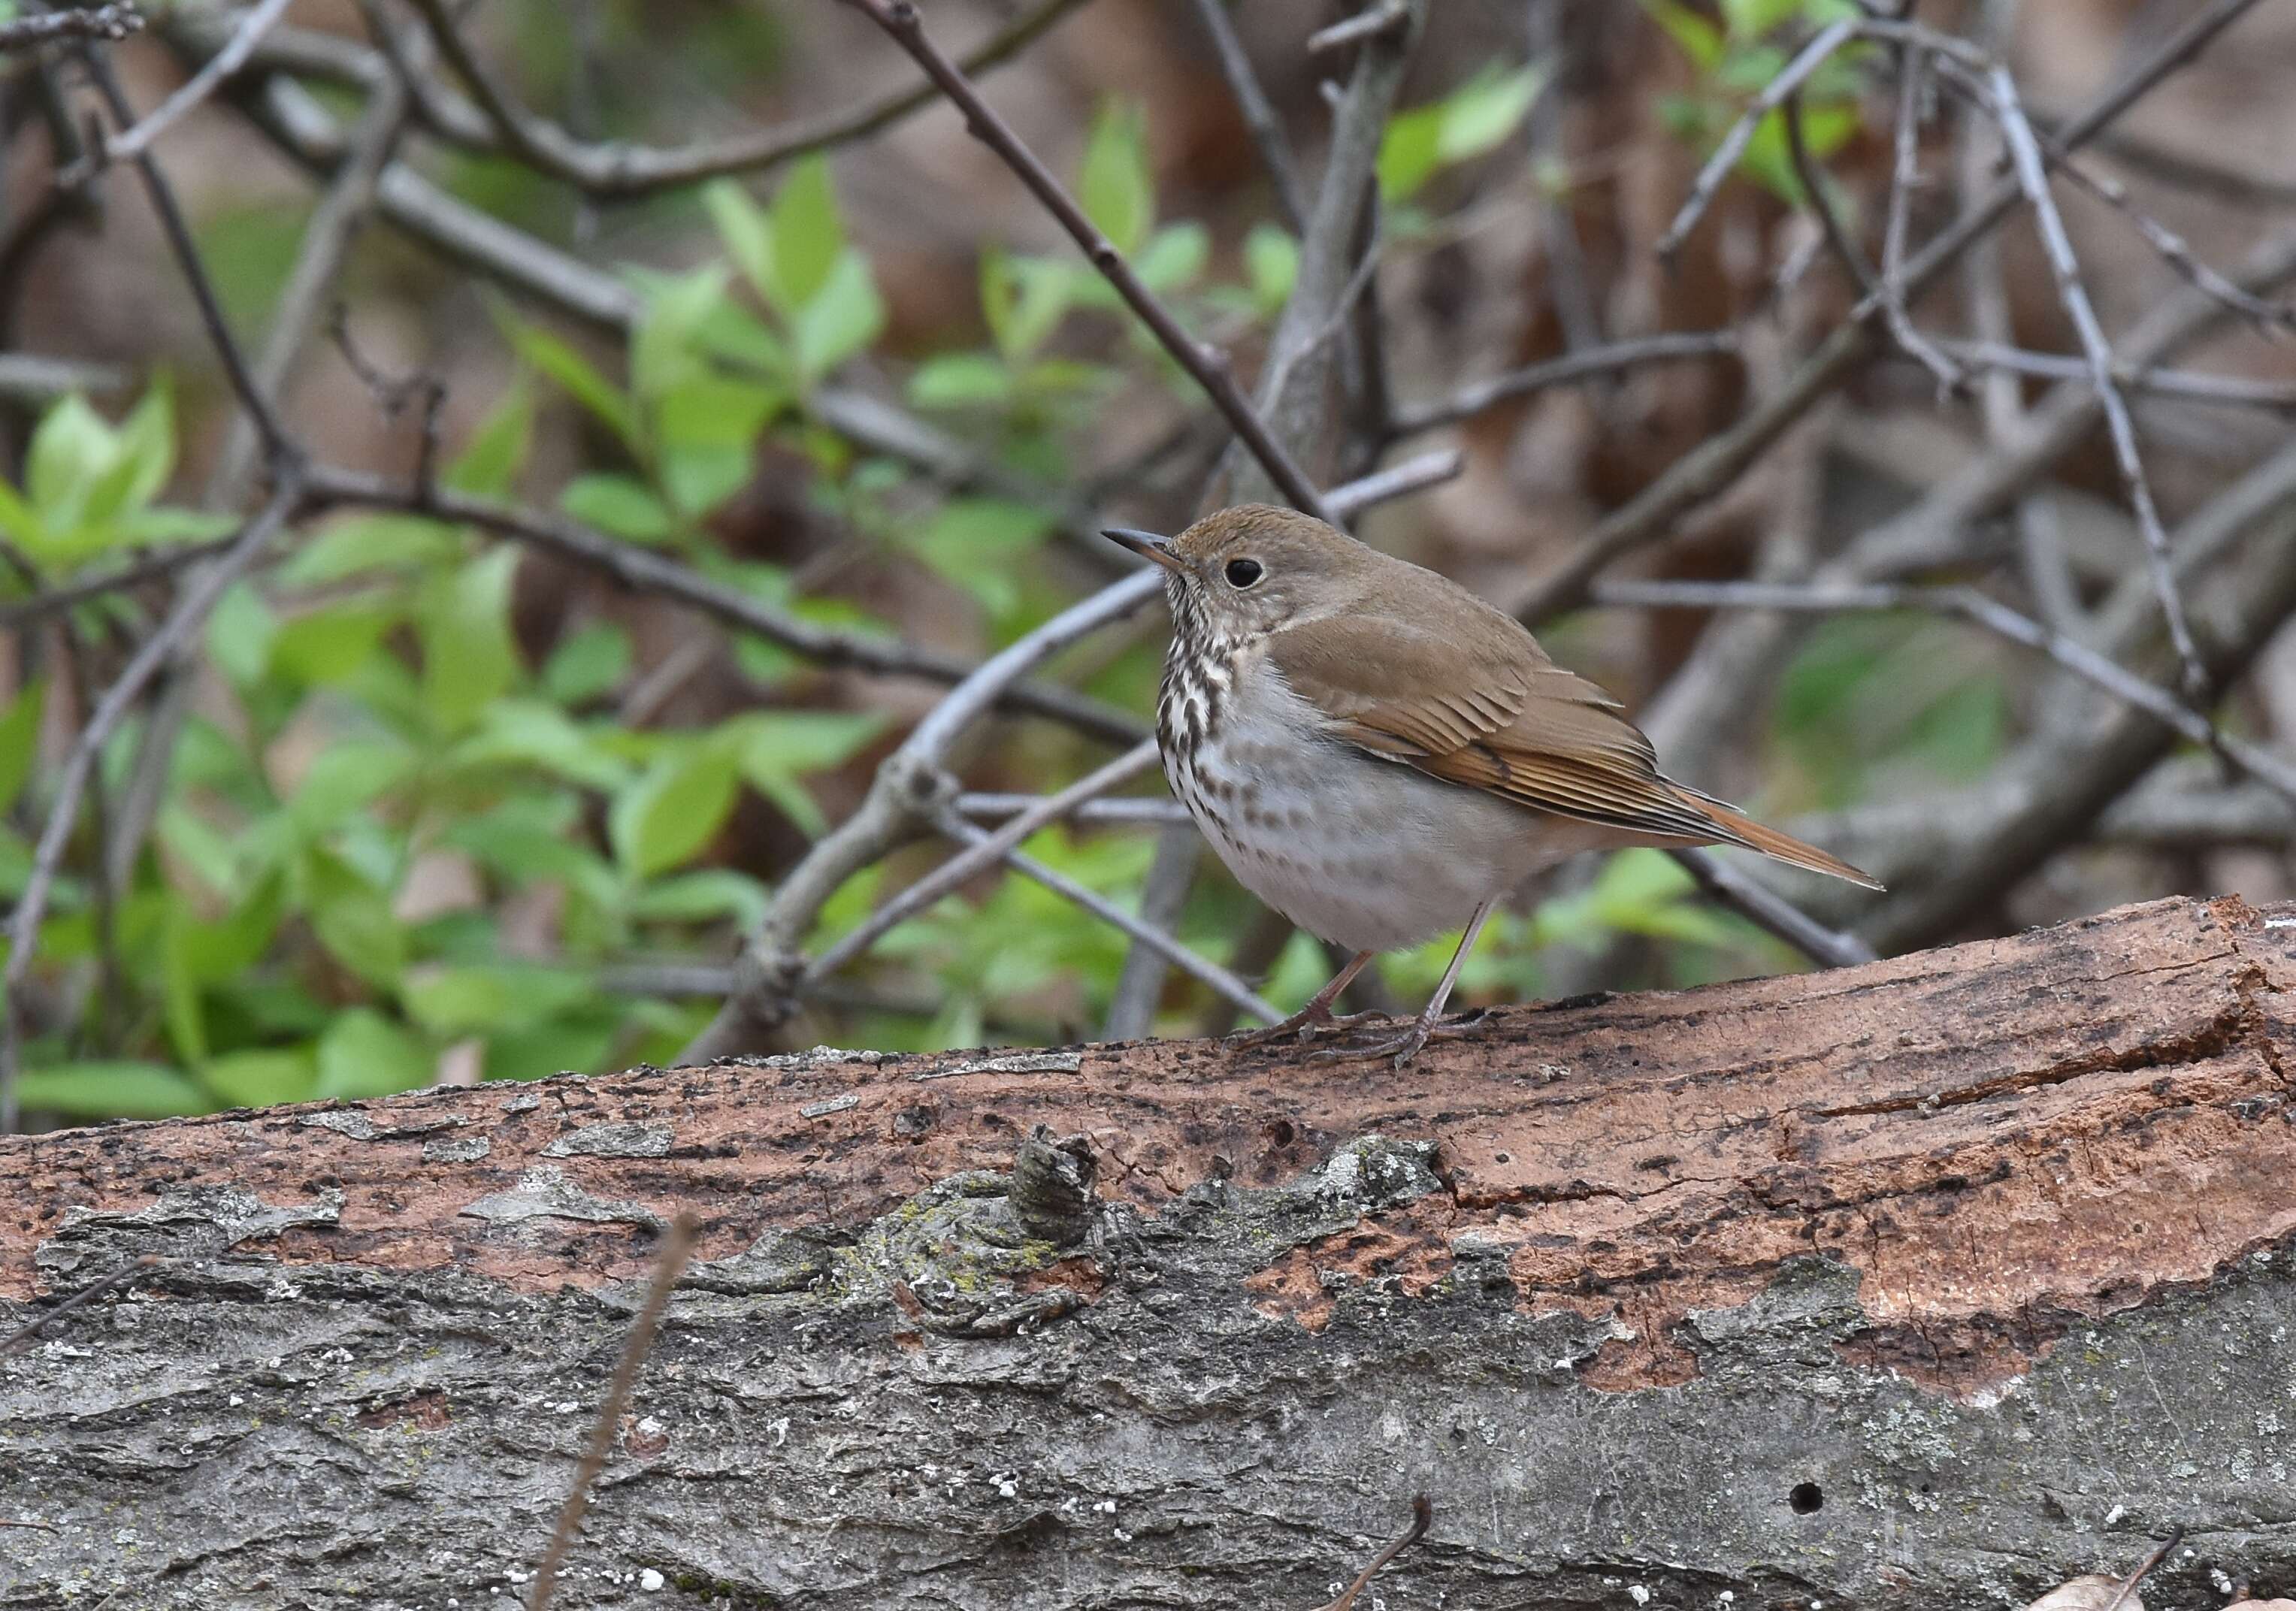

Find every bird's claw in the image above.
[1230,1007,1381,1050]
[1299,1010,1491,1068]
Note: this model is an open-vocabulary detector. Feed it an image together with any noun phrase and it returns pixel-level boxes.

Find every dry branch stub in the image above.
[2,896,2294,1608]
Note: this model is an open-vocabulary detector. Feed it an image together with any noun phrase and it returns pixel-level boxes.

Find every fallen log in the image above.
[2,894,2291,1608]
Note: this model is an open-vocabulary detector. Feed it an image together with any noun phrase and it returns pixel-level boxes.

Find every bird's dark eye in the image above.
[1224,558,1263,588]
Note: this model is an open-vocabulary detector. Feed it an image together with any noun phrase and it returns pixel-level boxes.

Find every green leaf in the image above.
[658,376,779,516]
[0,679,45,817]
[419,547,522,733]
[610,744,740,877]
[1640,0,1726,70]
[26,394,116,527]
[1380,63,1549,201]
[908,353,1013,410]
[83,379,176,529]
[207,581,277,688]
[703,178,777,308]
[1080,99,1153,257]
[287,739,414,834]
[626,867,770,929]
[1720,0,1807,39]
[561,474,673,542]
[1133,222,1209,295]
[404,963,592,1037]
[200,1044,319,1109]
[631,264,730,404]
[306,849,407,987]
[280,513,462,586]
[791,250,886,385]
[542,622,632,706]
[486,1008,620,1083]
[162,907,209,1063]
[981,249,1073,365]
[502,316,643,454]
[271,594,399,687]
[315,1008,434,1099]
[1243,224,1299,312]
[733,709,887,836]
[770,155,845,313]
[904,497,1057,618]
[444,374,534,497]
[446,700,631,790]
[116,506,237,545]
[16,1061,218,1120]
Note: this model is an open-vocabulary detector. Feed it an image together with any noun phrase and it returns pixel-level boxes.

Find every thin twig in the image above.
[1989,62,2207,700]
[957,793,1190,827]
[833,0,1332,522]
[1387,331,1740,437]
[0,5,141,52]
[1512,0,2267,625]
[1189,0,1307,230]
[1593,578,2296,803]
[304,466,1144,745]
[0,538,240,630]
[1877,45,1965,392]
[930,804,1281,1025]
[1930,53,2296,337]
[0,484,300,1134]
[0,1255,160,1358]
[1313,1495,1432,1611]
[1654,18,1857,262]
[1668,849,1877,968]
[805,739,1161,985]
[77,46,298,475]
[1782,89,1877,295]
[101,0,294,166]
[2100,1528,2182,1611]
[1307,3,1410,56]
[1933,339,2296,410]
[400,0,1096,198]
[526,1214,697,1611]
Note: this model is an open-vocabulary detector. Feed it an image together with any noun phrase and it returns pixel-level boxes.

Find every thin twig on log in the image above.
[526,1214,697,1611]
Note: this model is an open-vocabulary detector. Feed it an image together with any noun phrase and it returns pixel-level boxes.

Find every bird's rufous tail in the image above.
[1667,784,1885,890]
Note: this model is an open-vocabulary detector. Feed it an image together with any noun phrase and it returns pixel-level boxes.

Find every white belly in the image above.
[1166,660,1623,954]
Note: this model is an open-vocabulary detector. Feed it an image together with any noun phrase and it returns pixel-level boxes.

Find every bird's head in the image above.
[1103,503,1363,644]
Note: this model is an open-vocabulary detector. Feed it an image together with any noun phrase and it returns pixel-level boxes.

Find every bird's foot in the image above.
[1302,1008,1493,1069]
[1230,1005,1382,1050]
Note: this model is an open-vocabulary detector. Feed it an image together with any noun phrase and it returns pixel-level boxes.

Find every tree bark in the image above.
[3,894,2292,1609]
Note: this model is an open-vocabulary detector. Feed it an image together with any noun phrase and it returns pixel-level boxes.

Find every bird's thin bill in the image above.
[1102,527,1185,573]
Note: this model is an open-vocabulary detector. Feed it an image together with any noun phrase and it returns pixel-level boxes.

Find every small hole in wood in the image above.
[1789,1483,1823,1515]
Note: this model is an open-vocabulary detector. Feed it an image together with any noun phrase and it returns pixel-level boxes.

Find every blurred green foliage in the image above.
[1641,0,1868,205]
[2,67,1971,1124]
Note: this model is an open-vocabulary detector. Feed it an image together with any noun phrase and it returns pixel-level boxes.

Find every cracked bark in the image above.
[3,896,2294,1609]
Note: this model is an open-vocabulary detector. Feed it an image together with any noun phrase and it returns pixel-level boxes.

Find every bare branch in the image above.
[398,0,1096,198]
[1877,46,1967,393]
[930,802,1281,1026]
[304,465,1145,746]
[1934,339,2296,410]
[1989,62,2206,700]
[804,740,1162,986]
[1595,578,2296,803]
[834,0,1333,522]
[0,539,240,631]
[0,5,141,52]
[1188,0,1307,231]
[1653,18,1857,263]
[1511,0,2267,626]
[98,0,291,166]
[1668,849,1877,969]
[1387,331,1741,437]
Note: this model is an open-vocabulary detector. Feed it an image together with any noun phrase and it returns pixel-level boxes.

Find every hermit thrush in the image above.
[1104,504,1880,1068]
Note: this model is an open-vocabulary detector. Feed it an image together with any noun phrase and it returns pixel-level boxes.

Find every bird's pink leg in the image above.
[1231,949,1377,1047]
[1310,898,1500,1069]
